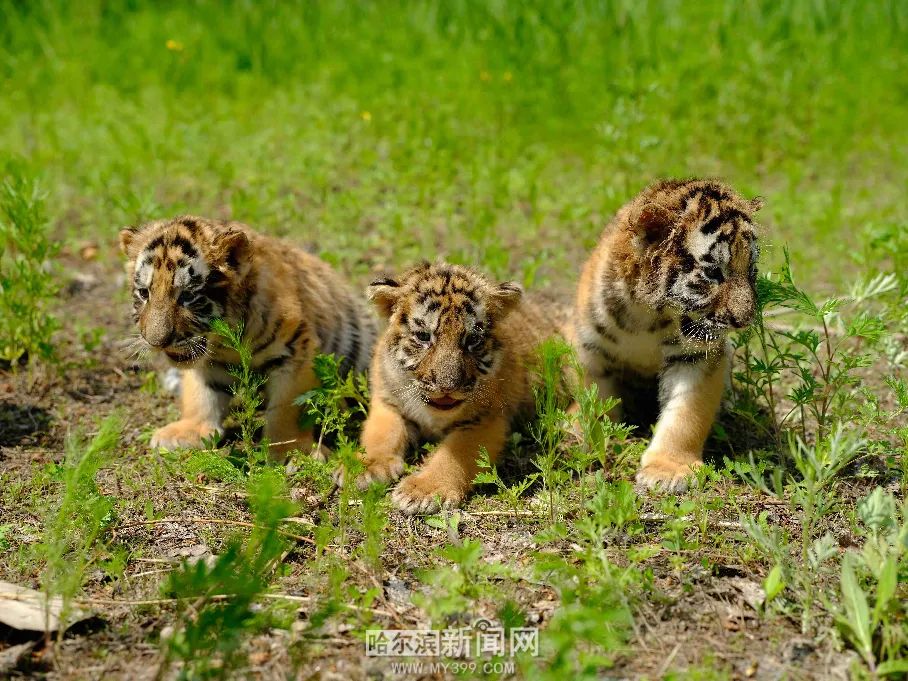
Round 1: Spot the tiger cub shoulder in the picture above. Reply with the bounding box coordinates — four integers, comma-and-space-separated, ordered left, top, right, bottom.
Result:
356, 262, 560, 513
120, 215, 377, 456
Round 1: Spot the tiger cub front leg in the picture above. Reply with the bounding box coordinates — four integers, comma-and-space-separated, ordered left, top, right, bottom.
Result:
264, 362, 325, 460
636, 352, 728, 492
392, 417, 508, 515
151, 369, 229, 449
355, 398, 411, 489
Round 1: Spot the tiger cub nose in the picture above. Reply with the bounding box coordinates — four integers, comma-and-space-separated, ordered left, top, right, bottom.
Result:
145, 329, 176, 348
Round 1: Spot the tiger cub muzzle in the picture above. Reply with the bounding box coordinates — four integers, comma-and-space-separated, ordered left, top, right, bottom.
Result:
683, 276, 756, 333
412, 331, 482, 410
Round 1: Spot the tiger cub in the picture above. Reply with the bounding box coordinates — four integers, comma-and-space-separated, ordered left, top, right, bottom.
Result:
570, 179, 762, 491
119, 215, 376, 457
356, 262, 558, 514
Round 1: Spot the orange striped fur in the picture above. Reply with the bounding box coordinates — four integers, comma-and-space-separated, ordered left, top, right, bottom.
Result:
568, 179, 763, 491
357, 263, 559, 513
120, 216, 376, 457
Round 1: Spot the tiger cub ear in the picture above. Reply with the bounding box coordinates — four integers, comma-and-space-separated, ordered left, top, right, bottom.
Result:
213, 229, 251, 273
368, 277, 402, 317
748, 196, 765, 213
118, 226, 139, 256
488, 281, 523, 318
631, 203, 674, 244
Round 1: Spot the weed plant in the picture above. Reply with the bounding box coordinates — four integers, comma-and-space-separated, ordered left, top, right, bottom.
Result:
39, 414, 122, 638
0, 163, 59, 366
210, 319, 267, 464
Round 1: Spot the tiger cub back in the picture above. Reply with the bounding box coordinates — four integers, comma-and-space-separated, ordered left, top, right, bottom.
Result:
570, 179, 763, 491
120, 215, 377, 456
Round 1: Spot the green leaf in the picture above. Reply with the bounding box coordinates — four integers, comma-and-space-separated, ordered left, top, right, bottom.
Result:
839, 560, 873, 658
424, 515, 447, 530
873, 556, 897, 624
763, 564, 785, 602
878, 660, 908, 676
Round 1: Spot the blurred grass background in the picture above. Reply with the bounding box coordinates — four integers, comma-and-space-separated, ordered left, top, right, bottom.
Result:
1, 0, 906, 290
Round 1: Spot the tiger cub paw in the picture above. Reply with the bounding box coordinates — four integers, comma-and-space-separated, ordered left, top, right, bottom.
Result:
150, 420, 221, 450
636, 454, 701, 493
391, 470, 466, 515
349, 455, 405, 490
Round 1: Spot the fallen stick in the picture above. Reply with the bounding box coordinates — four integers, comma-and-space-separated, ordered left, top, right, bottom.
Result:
114, 517, 316, 545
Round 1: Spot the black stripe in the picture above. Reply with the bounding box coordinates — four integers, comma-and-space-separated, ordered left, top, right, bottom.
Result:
582, 342, 619, 365
145, 235, 166, 252
443, 415, 483, 434
190, 299, 213, 319
648, 316, 674, 333
285, 321, 306, 353
179, 217, 201, 233
259, 355, 290, 374
449, 285, 479, 304
593, 322, 618, 344
701, 215, 724, 235
687, 280, 711, 295
253, 316, 283, 354
603, 294, 631, 331
203, 272, 230, 309
665, 267, 680, 294
169, 235, 198, 258
684, 185, 728, 205
205, 380, 233, 395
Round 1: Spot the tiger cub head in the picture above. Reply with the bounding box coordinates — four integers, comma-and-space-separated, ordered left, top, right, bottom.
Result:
369, 263, 522, 412
119, 216, 252, 365
628, 179, 763, 340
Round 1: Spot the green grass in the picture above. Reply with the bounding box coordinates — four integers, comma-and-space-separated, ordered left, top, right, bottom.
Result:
2, 0, 907, 287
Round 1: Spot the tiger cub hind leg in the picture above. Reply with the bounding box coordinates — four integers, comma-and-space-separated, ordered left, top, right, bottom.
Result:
151, 369, 230, 450
263, 361, 328, 460
392, 416, 508, 515
636, 352, 728, 492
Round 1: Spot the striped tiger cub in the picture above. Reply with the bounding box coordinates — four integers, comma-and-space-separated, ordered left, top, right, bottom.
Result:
569, 179, 763, 491
119, 216, 377, 457
355, 262, 560, 514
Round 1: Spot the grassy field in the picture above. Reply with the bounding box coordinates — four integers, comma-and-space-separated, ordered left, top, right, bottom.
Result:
1, 1, 907, 679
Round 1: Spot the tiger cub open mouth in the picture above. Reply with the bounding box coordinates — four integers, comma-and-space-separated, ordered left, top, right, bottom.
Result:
426, 395, 464, 411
